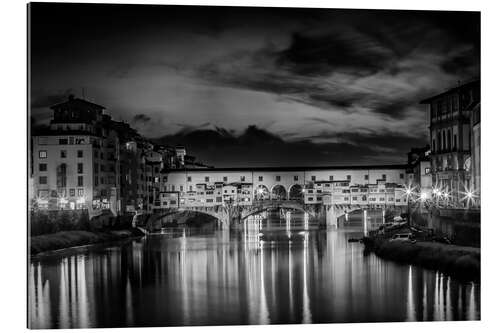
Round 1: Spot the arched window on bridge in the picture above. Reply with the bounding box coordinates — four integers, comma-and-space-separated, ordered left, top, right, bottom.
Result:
289, 184, 303, 201
271, 185, 287, 200
254, 185, 270, 201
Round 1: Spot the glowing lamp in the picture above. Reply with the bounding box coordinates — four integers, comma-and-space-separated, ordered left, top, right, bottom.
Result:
420, 193, 427, 200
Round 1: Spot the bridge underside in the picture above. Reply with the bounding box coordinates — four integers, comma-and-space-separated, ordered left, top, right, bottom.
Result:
139, 200, 404, 231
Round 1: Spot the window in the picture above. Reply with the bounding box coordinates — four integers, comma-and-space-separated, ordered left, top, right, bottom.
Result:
364, 174, 369, 180
60, 150, 67, 158
101, 164, 105, 172
187, 176, 192, 182
39, 150, 47, 159
59, 138, 68, 145
454, 135, 457, 150
77, 150, 83, 158
294, 175, 299, 181
171, 185, 176, 191
352, 196, 358, 201
311, 176, 316, 181
425, 167, 431, 174
276, 176, 281, 181
78, 176, 84, 186
77, 163, 83, 174
329, 175, 334, 181
308, 197, 314, 201
180, 185, 183, 192
223, 176, 228, 182
39, 163, 47, 172
240, 176, 245, 182
39, 176, 47, 184
382, 174, 386, 180
346, 175, 351, 180
400, 173, 404, 179
205, 176, 210, 182
69, 189, 75, 196
77, 189, 84, 196
258, 176, 263, 181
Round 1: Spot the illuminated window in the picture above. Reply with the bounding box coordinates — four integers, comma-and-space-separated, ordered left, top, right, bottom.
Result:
39, 150, 47, 159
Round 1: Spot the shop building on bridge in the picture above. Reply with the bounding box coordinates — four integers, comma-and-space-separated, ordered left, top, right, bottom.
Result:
155, 166, 408, 210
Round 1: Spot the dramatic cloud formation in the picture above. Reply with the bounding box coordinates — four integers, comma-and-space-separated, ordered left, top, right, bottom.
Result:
29, 4, 479, 166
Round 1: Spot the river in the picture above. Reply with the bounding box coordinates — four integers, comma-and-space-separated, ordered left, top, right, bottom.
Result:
29, 211, 480, 328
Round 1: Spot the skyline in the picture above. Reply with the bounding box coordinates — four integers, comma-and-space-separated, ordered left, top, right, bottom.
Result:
29, 3, 480, 167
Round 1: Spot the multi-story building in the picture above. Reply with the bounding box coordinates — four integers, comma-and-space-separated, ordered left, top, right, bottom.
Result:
157, 166, 408, 210
420, 80, 480, 205
406, 146, 432, 197
470, 103, 480, 204
31, 95, 120, 213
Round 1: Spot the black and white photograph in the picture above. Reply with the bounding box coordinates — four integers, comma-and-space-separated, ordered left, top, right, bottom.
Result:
27, 1, 481, 329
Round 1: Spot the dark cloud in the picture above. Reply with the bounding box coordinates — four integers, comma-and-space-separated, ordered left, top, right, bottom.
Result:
132, 114, 151, 123
154, 125, 420, 167
275, 31, 393, 76
31, 89, 74, 108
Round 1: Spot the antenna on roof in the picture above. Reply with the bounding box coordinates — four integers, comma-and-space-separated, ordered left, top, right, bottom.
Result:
81, 87, 85, 100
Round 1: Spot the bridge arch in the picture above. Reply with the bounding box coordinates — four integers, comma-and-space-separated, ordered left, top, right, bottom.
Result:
288, 184, 304, 200
271, 184, 287, 200
254, 184, 270, 201
240, 199, 311, 221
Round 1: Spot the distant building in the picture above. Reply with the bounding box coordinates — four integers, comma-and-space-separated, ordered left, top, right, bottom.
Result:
420, 80, 480, 206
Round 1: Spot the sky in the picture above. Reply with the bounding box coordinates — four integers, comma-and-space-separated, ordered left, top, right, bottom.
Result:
29, 3, 480, 167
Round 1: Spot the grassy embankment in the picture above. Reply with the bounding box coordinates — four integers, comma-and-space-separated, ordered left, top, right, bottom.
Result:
364, 228, 480, 281
30, 229, 144, 255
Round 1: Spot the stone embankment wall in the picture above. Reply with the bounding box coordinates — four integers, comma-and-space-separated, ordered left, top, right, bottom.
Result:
409, 207, 480, 247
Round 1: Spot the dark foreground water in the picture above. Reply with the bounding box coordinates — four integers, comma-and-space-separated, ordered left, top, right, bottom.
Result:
29, 213, 480, 328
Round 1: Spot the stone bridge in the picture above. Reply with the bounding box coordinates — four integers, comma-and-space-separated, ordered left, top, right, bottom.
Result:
137, 199, 403, 231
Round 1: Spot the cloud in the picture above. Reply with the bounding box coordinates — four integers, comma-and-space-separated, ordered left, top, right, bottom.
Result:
31, 89, 74, 108
275, 31, 394, 76
132, 113, 151, 123
155, 125, 420, 167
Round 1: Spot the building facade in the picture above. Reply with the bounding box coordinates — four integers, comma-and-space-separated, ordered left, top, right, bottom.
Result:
30, 96, 192, 215
420, 80, 480, 206
156, 166, 409, 210
406, 146, 432, 197
31, 96, 121, 213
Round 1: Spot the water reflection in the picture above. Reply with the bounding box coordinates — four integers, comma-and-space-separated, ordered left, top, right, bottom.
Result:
29, 212, 480, 328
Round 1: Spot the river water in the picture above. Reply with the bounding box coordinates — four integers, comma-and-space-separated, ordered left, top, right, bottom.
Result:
29, 212, 480, 328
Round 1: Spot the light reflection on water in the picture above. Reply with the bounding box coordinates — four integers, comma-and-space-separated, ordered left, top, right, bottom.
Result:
29, 212, 480, 328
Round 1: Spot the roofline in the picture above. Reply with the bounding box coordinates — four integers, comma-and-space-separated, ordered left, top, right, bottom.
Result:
163, 164, 408, 173
49, 98, 106, 110
420, 79, 480, 104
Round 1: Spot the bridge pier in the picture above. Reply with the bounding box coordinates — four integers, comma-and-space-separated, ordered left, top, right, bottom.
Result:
325, 205, 340, 228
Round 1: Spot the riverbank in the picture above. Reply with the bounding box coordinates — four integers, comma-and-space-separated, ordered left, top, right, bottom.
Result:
363, 235, 480, 281
30, 228, 145, 255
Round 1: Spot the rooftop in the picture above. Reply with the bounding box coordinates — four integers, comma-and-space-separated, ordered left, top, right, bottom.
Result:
164, 164, 408, 173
